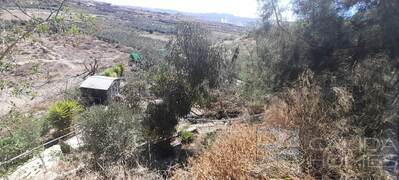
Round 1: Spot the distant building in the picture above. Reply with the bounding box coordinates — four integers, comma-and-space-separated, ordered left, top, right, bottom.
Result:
80, 76, 120, 105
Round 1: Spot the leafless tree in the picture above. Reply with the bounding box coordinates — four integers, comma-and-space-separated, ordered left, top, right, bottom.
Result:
83, 58, 99, 78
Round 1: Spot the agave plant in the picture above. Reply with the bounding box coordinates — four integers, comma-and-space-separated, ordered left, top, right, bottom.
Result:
47, 100, 84, 133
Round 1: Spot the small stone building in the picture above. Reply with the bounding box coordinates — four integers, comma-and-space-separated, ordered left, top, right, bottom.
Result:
80, 76, 120, 105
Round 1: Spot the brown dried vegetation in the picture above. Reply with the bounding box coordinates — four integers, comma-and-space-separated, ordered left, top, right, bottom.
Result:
172, 123, 304, 179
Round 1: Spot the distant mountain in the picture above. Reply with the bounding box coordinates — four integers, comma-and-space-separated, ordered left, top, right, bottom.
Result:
91, 0, 259, 26
130, 7, 260, 27
184, 12, 259, 27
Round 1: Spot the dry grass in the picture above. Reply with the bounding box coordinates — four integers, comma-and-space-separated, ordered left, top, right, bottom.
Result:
172, 123, 305, 179
262, 71, 341, 177
171, 70, 388, 179
261, 70, 388, 178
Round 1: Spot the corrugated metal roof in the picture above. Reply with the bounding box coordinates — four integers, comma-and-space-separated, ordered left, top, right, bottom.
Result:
80, 76, 119, 90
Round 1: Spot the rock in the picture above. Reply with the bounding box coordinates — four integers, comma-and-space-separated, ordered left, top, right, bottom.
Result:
7, 145, 62, 180
5, 135, 83, 180
190, 108, 204, 117
171, 139, 182, 148
65, 135, 84, 150
186, 127, 198, 134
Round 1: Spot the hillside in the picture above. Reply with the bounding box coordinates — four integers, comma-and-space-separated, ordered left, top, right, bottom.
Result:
72, 0, 249, 35
1, 0, 398, 179
134, 7, 259, 27
0, 0, 248, 117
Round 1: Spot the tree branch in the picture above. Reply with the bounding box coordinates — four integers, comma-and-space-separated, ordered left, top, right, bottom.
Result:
0, 30, 31, 61
13, 1, 33, 19
0, 6, 24, 21
0, 0, 68, 61
54, 0, 67, 18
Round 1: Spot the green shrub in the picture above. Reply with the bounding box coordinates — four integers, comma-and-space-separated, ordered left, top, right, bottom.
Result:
79, 104, 144, 164
103, 68, 115, 77
109, 72, 118, 78
180, 130, 194, 144
0, 112, 42, 176
0, 62, 12, 72
11, 83, 30, 97
47, 100, 83, 134
143, 102, 178, 139
103, 64, 124, 77
142, 102, 178, 157
0, 135, 39, 176
122, 74, 147, 110
0, 80, 10, 90
37, 24, 49, 34
68, 24, 80, 35
167, 22, 225, 88
59, 140, 72, 154
38, 117, 51, 136
63, 87, 82, 103
150, 66, 192, 117
114, 64, 124, 76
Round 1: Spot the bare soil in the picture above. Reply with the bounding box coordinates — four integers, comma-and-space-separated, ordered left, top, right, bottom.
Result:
0, 35, 128, 117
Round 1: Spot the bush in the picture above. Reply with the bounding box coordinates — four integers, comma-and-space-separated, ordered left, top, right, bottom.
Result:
38, 116, 51, 137
167, 22, 226, 89
247, 1, 399, 177
114, 64, 124, 76
151, 72, 192, 117
151, 22, 229, 111
143, 102, 178, 140
103, 64, 124, 77
59, 140, 72, 154
68, 24, 80, 35
63, 87, 82, 103
180, 130, 194, 144
263, 70, 387, 178
0, 62, 12, 72
47, 100, 83, 134
122, 72, 147, 110
141, 23, 227, 152
145, 67, 192, 145
0, 134, 39, 175
79, 104, 144, 164
0, 111, 42, 176
103, 68, 117, 77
